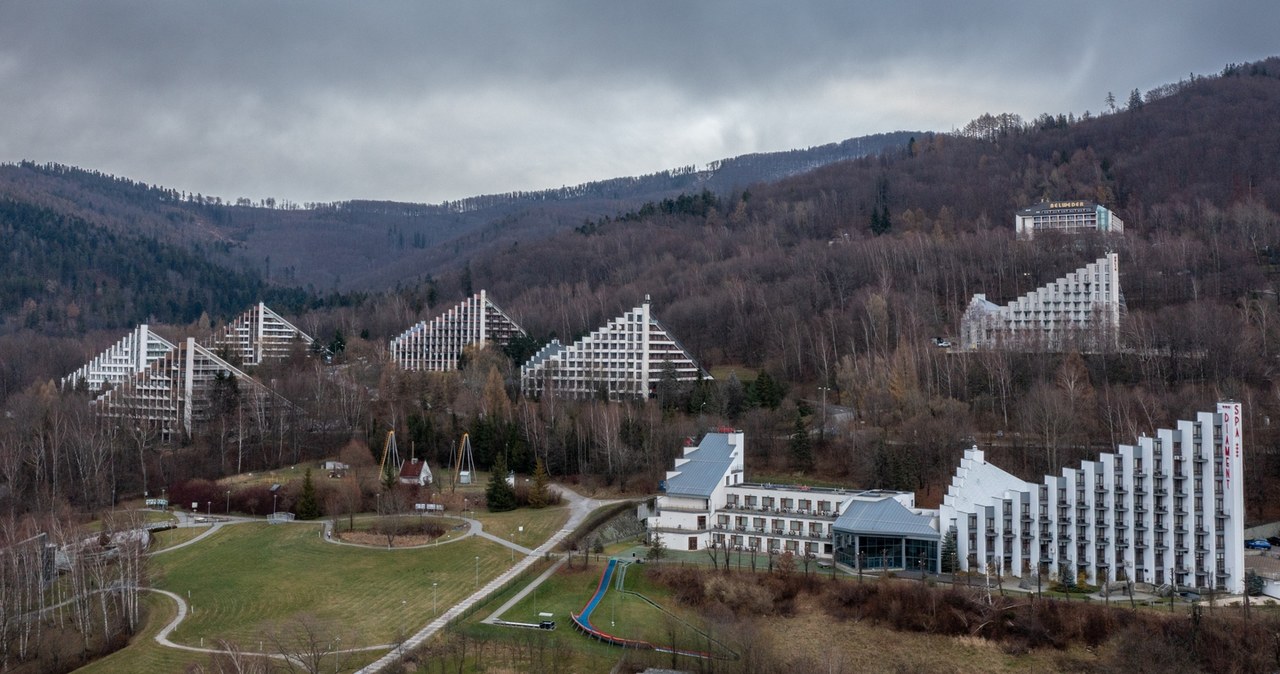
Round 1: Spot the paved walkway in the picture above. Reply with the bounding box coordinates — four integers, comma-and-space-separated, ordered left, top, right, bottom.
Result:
355, 487, 621, 673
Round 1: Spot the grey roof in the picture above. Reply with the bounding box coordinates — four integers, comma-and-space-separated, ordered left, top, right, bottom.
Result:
833, 497, 939, 540
664, 433, 735, 498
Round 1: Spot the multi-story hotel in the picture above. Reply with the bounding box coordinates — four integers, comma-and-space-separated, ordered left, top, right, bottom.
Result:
644, 403, 1245, 593
389, 290, 525, 371
94, 337, 285, 437
521, 296, 707, 401
61, 303, 305, 437
209, 302, 314, 365
61, 324, 177, 393
941, 402, 1245, 593
1015, 201, 1124, 240
642, 430, 938, 567
960, 253, 1122, 352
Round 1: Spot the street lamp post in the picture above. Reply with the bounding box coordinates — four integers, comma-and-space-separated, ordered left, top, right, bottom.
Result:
225, 490, 230, 515
206, 501, 211, 518
273, 493, 278, 516
433, 581, 438, 616
474, 555, 479, 589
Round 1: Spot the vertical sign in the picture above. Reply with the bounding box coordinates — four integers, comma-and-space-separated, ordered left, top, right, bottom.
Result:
1217, 401, 1245, 594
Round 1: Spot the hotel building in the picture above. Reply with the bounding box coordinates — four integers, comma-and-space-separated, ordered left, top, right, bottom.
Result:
389, 290, 525, 371
644, 403, 1245, 593
642, 430, 939, 568
941, 402, 1245, 592
1015, 201, 1124, 240
521, 296, 708, 401
960, 253, 1122, 352
210, 302, 314, 365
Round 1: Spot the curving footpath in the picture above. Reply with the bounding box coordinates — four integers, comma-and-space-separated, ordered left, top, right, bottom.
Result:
137, 486, 619, 671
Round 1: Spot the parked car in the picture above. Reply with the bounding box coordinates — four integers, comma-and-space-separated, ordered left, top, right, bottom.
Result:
1267, 536, 1280, 547
1245, 538, 1272, 550
1178, 591, 1202, 602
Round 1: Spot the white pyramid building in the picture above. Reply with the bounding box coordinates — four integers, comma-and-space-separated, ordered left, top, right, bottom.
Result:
209, 302, 313, 366
61, 324, 176, 392
521, 296, 709, 401
960, 253, 1122, 352
389, 290, 526, 371
95, 337, 286, 436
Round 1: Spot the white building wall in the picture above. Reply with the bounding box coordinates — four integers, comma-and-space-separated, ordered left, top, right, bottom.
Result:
521, 296, 707, 400
944, 407, 1245, 593
960, 253, 1121, 352
390, 290, 525, 372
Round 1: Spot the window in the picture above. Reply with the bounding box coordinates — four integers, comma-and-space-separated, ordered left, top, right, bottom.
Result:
688, 537, 698, 551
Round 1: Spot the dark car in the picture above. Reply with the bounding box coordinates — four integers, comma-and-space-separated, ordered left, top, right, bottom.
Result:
1245, 538, 1272, 550
1267, 536, 1280, 547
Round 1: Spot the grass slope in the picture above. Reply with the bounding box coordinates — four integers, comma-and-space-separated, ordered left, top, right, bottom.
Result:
149, 522, 509, 651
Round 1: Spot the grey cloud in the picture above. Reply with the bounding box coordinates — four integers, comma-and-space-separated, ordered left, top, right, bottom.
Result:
1, 2, 1276, 203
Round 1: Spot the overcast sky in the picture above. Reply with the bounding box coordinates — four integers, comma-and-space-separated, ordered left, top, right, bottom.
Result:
1, 2, 1276, 205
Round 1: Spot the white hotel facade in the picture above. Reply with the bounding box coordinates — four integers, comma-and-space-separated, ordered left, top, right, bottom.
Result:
521, 296, 708, 401
644, 404, 1246, 593
1015, 201, 1124, 240
941, 402, 1246, 593
960, 253, 1122, 352
389, 290, 526, 372
642, 430, 939, 566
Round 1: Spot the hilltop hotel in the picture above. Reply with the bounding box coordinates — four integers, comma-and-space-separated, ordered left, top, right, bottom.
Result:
1015, 201, 1124, 240
643, 403, 1246, 593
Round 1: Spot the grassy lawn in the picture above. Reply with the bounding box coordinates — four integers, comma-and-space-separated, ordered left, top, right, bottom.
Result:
219, 464, 310, 489
150, 525, 211, 552
148, 521, 511, 653
476, 505, 570, 549
472, 560, 723, 657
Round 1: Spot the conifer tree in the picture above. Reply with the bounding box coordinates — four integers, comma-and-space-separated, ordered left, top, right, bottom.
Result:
295, 469, 322, 520
486, 454, 517, 512
789, 411, 813, 470
529, 457, 550, 509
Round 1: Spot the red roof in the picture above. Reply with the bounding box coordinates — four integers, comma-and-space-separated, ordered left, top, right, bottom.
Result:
398, 458, 424, 478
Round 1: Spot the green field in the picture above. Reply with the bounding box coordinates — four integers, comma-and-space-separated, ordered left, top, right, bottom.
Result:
149, 522, 510, 652
468, 560, 727, 661
150, 525, 211, 552
476, 505, 570, 549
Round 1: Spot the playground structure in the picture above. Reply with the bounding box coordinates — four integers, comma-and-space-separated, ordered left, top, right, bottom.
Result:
450, 433, 477, 492
569, 559, 736, 660
379, 429, 402, 479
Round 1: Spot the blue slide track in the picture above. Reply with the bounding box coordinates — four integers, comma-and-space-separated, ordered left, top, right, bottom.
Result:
576, 558, 617, 631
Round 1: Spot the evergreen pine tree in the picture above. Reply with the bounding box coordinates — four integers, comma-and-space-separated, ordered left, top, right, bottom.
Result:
789, 411, 813, 470
295, 469, 322, 520
529, 457, 550, 509
941, 526, 959, 573
486, 454, 517, 512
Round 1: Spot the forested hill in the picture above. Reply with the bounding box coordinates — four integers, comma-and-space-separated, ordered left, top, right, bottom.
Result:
0, 131, 915, 295
0, 198, 305, 336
